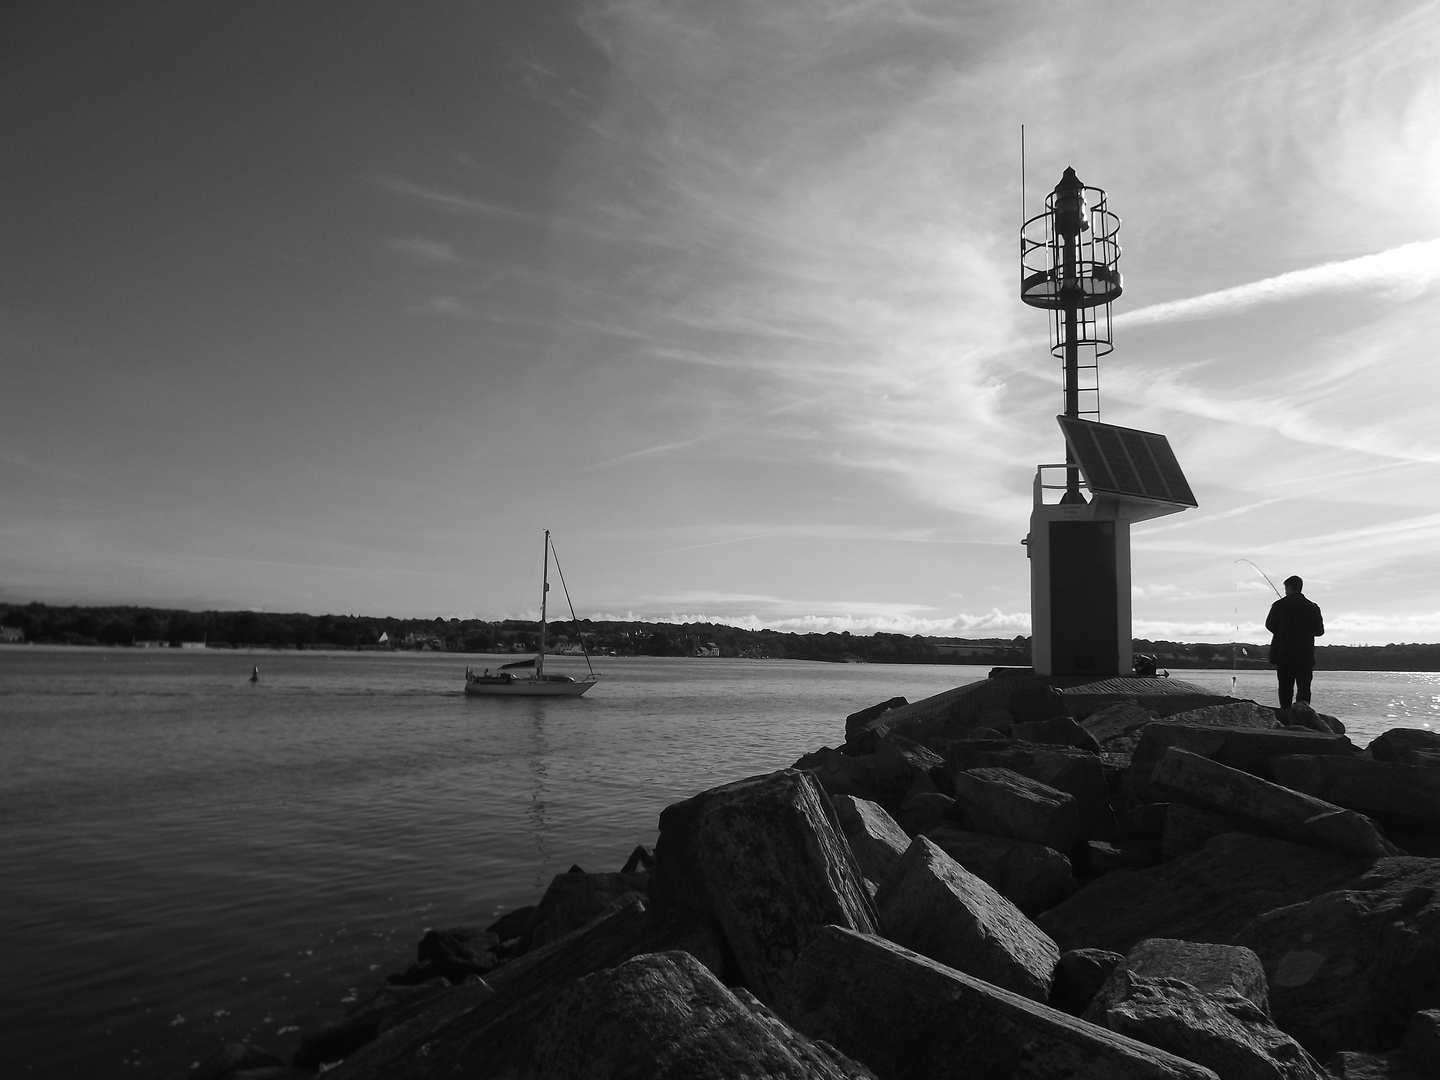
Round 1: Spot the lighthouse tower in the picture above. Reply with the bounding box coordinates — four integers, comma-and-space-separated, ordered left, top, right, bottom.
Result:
1020, 168, 1197, 677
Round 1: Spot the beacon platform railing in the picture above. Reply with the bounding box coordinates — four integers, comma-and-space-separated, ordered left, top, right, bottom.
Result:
1034, 463, 1090, 506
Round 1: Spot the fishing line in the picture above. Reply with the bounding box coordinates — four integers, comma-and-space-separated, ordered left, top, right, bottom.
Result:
1232, 607, 1240, 696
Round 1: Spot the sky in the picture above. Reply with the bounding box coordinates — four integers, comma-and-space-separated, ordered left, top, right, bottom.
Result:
3, 1, 1440, 645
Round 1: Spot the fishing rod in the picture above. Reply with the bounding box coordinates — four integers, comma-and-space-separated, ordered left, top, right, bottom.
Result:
1226, 567, 1284, 702
1235, 559, 1282, 598
1232, 560, 1281, 697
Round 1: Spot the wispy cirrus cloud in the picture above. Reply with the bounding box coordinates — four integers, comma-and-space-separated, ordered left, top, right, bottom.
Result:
386, 237, 461, 265
586, 607, 1032, 637
1118, 238, 1440, 329
371, 178, 539, 221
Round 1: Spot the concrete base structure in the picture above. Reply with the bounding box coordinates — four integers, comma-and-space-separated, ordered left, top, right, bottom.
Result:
1028, 500, 1133, 679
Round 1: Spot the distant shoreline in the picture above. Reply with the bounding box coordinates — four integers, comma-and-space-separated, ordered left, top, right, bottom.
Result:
2, 602, 1438, 672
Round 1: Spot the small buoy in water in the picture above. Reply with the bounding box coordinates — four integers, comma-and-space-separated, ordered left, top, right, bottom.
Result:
250, 666, 259, 683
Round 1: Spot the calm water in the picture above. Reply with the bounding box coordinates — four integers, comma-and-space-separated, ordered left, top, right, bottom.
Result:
1, 648, 1435, 1078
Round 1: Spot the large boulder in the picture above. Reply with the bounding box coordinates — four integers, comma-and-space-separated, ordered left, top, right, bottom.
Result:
892, 790, 961, 836
529, 867, 651, 950
845, 695, 909, 740
1061, 682, 1232, 724
1011, 716, 1102, 753
1270, 755, 1440, 832
1280, 701, 1345, 735
1085, 968, 1325, 1080
1114, 938, 1271, 1012
1023, 746, 1114, 843
526, 950, 877, 1079
1126, 725, 1356, 802
1326, 1050, 1432, 1079
296, 1013, 408, 1072
924, 823, 1078, 916
875, 836, 1059, 1002
938, 741, 1113, 843
348, 979, 456, 1041
486, 904, 537, 959
849, 674, 1072, 752
952, 767, 1079, 852
1165, 700, 1282, 730
1036, 832, 1370, 955
1232, 857, 1440, 1060
780, 924, 1220, 1079
325, 897, 726, 1079
1149, 748, 1399, 859
1368, 728, 1440, 766
1079, 939, 1327, 1080
650, 768, 878, 1005
829, 794, 910, 889
1404, 1008, 1440, 1070
388, 926, 499, 986
1161, 803, 1260, 859
1082, 701, 1161, 757
792, 746, 883, 802
872, 734, 945, 803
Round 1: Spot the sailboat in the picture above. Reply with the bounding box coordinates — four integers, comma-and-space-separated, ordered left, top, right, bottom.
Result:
464, 530, 599, 698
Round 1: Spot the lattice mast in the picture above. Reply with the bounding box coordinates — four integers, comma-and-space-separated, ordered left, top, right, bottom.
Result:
1020, 167, 1122, 502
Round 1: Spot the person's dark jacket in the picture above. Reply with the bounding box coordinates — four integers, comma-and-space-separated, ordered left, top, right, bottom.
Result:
1266, 592, 1325, 667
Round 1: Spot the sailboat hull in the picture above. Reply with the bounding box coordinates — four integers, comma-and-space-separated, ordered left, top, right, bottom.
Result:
464, 675, 596, 698
464, 530, 599, 698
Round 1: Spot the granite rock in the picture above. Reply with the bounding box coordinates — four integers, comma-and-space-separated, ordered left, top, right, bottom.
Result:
924, 823, 1078, 916
1036, 832, 1369, 955
1149, 748, 1398, 859
874, 836, 1059, 1002
1084, 969, 1325, 1080
650, 768, 878, 1005
1232, 857, 1440, 1060
1126, 724, 1356, 802
780, 924, 1220, 1080
1368, 728, 1440, 766
1270, 754, 1440, 831
952, 766, 1079, 852
324, 898, 726, 1079
525, 950, 877, 1079
829, 794, 911, 888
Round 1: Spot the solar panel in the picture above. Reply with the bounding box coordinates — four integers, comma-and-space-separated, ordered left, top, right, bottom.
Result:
1057, 416, 1197, 507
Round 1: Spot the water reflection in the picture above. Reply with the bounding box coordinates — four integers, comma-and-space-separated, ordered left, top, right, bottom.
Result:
528, 702, 552, 890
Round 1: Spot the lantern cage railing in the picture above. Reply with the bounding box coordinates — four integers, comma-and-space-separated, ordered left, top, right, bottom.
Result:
1021, 179, 1122, 422
1019, 184, 1123, 312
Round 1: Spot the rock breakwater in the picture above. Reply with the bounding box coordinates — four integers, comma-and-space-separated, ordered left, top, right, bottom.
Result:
189, 674, 1440, 1079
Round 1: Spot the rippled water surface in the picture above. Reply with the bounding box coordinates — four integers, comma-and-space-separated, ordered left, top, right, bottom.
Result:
1, 648, 1433, 1077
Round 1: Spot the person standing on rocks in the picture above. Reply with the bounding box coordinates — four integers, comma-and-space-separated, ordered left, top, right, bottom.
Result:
1265, 575, 1325, 708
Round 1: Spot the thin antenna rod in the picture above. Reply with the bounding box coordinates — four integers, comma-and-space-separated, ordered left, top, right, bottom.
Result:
1020, 124, 1026, 221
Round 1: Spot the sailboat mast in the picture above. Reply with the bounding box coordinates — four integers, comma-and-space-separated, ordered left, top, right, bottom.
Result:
538, 529, 549, 678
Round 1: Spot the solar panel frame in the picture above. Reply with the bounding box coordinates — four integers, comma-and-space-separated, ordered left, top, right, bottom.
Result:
1057, 416, 1197, 507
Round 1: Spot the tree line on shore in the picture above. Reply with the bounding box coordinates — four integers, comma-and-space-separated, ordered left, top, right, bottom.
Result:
4, 601, 1440, 670
0, 602, 983, 664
